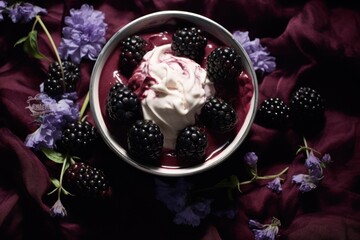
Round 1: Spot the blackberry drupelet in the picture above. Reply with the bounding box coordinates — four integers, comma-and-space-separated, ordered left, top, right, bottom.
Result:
176, 125, 208, 162
127, 119, 163, 163
65, 162, 112, 199
171, 27, 207, 62
59, 121, 98, 157
119, 35, 149, 76
257, 97, 290, 129
106, 82, 142, 124
199, 96, 238, 133
290, 86, 325, 135
206, 46, 242, 84
44, 60, 80, 97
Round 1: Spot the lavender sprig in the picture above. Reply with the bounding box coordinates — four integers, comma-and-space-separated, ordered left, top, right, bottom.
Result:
292, 136, 332, 192
249, 217, 281, 240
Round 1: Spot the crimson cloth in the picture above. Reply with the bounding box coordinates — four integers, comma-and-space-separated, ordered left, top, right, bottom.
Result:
1, 0, 360, 239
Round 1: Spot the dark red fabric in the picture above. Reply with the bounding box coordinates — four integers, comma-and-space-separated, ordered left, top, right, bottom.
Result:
1, 0, 360, 239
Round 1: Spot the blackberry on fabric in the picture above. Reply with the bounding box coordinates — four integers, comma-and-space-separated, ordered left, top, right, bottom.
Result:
257, 97, 290, 129
65, 162, 112, 199
290, 87, 325, 136
58, 120, 98, 157
44, 60, 80, 97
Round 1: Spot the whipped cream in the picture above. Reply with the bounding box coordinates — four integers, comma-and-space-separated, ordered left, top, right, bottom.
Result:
128, 44, 215, 149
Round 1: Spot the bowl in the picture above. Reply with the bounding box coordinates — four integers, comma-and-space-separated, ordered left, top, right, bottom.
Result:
90, 10, 258, 177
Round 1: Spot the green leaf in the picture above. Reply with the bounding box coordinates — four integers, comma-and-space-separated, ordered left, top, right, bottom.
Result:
14, 36, 28, 46
47, 188, 57, 195
61, 187, 75, 196
15, 30, 47, 60
40, 148, 66, 164
50, 178, 60, 188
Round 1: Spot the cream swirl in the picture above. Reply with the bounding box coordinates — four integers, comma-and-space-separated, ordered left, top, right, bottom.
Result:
128, 44, 215, 149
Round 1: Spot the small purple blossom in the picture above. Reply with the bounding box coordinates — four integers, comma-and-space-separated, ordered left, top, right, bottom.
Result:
292, 174, 318, 192
154, 178, 213, 227
173, 199, 213, 227
244, 152, 258, 168
321, 153, 332, 164
50, 199, 67, 217
25, 92, 79, 149
305, 151, 323, 179
154, 178, 190, 212
233, 31, 276, 73
58, 4, 108, 64
249, 217, 281, 240
267, 177, 283, 193
7, 2, 47, 23
0, 1, 7, 22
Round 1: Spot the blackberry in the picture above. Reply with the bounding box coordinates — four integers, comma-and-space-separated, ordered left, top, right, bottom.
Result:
290, 87, 325, 135
65, 162, 112, 199
171, 27, 207, 62
44, 61, 80, 97
199, 97, 238, 133
119, 35, 149, 76
106, 82, 142, 124
176, 126, 208, 162
206, 47, 242, 84
127, 119, 163, 163
257, 97, 290, 129
59, 121, 98, 157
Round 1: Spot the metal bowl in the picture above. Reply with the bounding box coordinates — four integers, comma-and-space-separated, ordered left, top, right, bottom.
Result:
90, 10, 258, 177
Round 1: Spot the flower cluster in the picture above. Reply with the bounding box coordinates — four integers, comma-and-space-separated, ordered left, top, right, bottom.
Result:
154, 153, 288, 227
0, 1, 47, 23
24, 92, 79, 150
58, 4, 108, 64
7, 2, 109, 218
155, 178, 214, 226
249, 217, 281, 240
242, 152, 289, 193
292, 140, 332, 192
233, 31, 276, 73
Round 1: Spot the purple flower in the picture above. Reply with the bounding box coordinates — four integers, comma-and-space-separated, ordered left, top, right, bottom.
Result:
244, 152, 258, 168
58, 4, 107, 64
233, 31, 276, 73
173, 199, 213, 227
154, 178, 190, 212
249, 217, 281, 240
0, 1, 7, 22
305, 151, 323, 178
7, 2, 47, 23
321, 153, 332, 164
50, 199, 67, 217
292, 174, 318, 192
154, 178, 213, 226
267, 177, 282, 193
25, 93, 79, 149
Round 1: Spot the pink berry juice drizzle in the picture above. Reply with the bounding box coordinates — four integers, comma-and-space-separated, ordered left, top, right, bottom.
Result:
97, 27, 254, 169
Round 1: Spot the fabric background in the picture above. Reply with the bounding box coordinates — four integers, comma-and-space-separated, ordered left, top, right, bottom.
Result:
1, 0, 360, 239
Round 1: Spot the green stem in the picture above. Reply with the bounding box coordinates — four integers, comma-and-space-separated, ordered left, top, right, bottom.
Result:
57, 154, 69, 200
35, 15, 65, 90
239, 175, 257, 185
256, 167, 289, 180
302, 136, 310, 158
79, 92, 90, 121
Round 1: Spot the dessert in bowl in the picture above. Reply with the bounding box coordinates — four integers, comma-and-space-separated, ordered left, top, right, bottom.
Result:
90, 10, 258, 177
